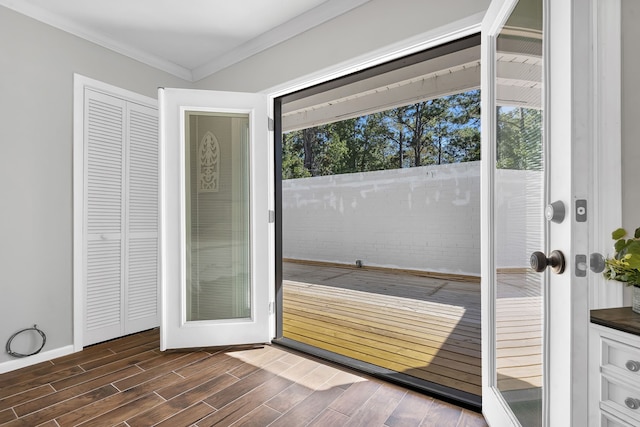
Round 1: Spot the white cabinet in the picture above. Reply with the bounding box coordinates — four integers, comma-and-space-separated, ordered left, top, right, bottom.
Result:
590, 323, 640, 426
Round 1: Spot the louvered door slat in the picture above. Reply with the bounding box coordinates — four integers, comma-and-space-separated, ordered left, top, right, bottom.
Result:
85, 240, 122, 342
128, 107, 159, 234
127, 238, 158, 321
86, 95, 124, 236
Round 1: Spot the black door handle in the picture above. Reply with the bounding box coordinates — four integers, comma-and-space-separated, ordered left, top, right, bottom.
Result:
530, 250, 566, 274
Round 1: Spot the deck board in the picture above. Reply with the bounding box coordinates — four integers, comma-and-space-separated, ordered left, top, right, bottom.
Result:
283, 262, 543, 397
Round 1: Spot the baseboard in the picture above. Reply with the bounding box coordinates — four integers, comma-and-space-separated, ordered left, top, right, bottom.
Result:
283, 258, 481, 283
0, 345, 76, 374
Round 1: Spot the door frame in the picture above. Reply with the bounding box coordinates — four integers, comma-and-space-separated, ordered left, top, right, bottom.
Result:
548, 0, 621, 424
559, 0, 623, 423
590, 0, 622, 310
271, 33, 483, 408
264, 10, 487, 348
262, 0, 621, 418
72, 74, 159, 352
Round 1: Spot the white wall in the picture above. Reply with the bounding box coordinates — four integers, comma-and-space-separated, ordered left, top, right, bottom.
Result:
282, 162, 542, 276
0, 6, 191, 366
283, 163, 480, 275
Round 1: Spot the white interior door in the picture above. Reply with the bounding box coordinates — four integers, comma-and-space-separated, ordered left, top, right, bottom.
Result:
159, 88, 271, 350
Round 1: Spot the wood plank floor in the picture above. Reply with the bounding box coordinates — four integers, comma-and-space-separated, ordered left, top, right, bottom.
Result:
283, 262, 543, 398
0, 329, 487, 426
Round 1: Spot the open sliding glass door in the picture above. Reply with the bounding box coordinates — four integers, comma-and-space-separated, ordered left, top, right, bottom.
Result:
159, 88, 271, 350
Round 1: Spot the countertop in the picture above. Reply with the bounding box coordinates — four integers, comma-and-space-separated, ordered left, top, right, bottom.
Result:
590, 307, 640, 336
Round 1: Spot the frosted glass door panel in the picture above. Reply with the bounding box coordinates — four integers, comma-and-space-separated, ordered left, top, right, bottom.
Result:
185, 112, 250, 322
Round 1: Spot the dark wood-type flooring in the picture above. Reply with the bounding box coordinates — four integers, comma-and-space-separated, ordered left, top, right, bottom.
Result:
0, 328, 488, 426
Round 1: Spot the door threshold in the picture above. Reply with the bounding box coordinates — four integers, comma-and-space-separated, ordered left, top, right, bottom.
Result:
271, 337, 482, 411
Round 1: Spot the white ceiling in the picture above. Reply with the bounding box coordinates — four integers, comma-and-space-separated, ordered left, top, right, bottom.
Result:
0, 0, 369, 81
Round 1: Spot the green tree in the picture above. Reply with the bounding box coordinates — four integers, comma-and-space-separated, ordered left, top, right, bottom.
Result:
281, 89, 482, 178
385, 90, 480, 167
496, 106, 542, 170
281, 131, 310, 179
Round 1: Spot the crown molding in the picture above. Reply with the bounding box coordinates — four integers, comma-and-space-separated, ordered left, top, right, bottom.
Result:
1, 0, 371, 82
0, 1, 194, 80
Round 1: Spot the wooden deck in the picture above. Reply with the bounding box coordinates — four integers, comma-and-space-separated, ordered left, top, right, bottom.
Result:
495, 272, 543, 392
283, 263, 543, 398
0, 329, 488, 426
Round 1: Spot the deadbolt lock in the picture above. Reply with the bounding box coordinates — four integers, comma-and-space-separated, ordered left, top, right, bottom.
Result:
545, 201, 565, 223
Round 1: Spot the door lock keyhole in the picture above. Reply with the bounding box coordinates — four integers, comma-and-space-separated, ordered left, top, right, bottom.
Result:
530, 250, 566, 274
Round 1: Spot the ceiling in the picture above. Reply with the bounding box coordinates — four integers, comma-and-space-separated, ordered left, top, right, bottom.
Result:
0, 0, 369, 82
282, 46, 481, 132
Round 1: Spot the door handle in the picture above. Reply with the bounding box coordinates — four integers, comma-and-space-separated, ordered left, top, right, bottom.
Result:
589, 252, 605, 273
530, 250, 566, 274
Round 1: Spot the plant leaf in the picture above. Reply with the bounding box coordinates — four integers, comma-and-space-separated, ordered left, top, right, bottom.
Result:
612, 228, 627, 240
625, 241, 640, 269
635, 227, 640, 239
615, 239, 628, 254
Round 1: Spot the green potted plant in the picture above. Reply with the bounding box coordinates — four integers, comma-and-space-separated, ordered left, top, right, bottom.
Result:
603, 227, 640, 313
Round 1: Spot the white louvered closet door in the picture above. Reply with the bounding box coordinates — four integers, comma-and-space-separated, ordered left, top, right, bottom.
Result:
84, 89, 159, 346
125, 103, 159, 335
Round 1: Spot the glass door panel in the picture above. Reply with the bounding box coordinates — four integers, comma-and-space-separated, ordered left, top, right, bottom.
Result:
185, 112, 250, 322
494, 2, 544, 424
482, 0, 547, 425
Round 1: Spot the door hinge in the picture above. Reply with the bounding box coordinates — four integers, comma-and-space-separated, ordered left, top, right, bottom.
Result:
268, 210, 275, 223
268, 117, 274, 131
268, 301, 275, 314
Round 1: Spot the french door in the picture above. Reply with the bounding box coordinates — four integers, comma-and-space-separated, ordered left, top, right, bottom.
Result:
159, 88, 271, 350
481, 0, 591, 425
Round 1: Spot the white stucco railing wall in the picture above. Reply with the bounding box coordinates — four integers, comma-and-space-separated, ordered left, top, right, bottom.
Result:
282, 161, 542, 277
494, 168, 545, 271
